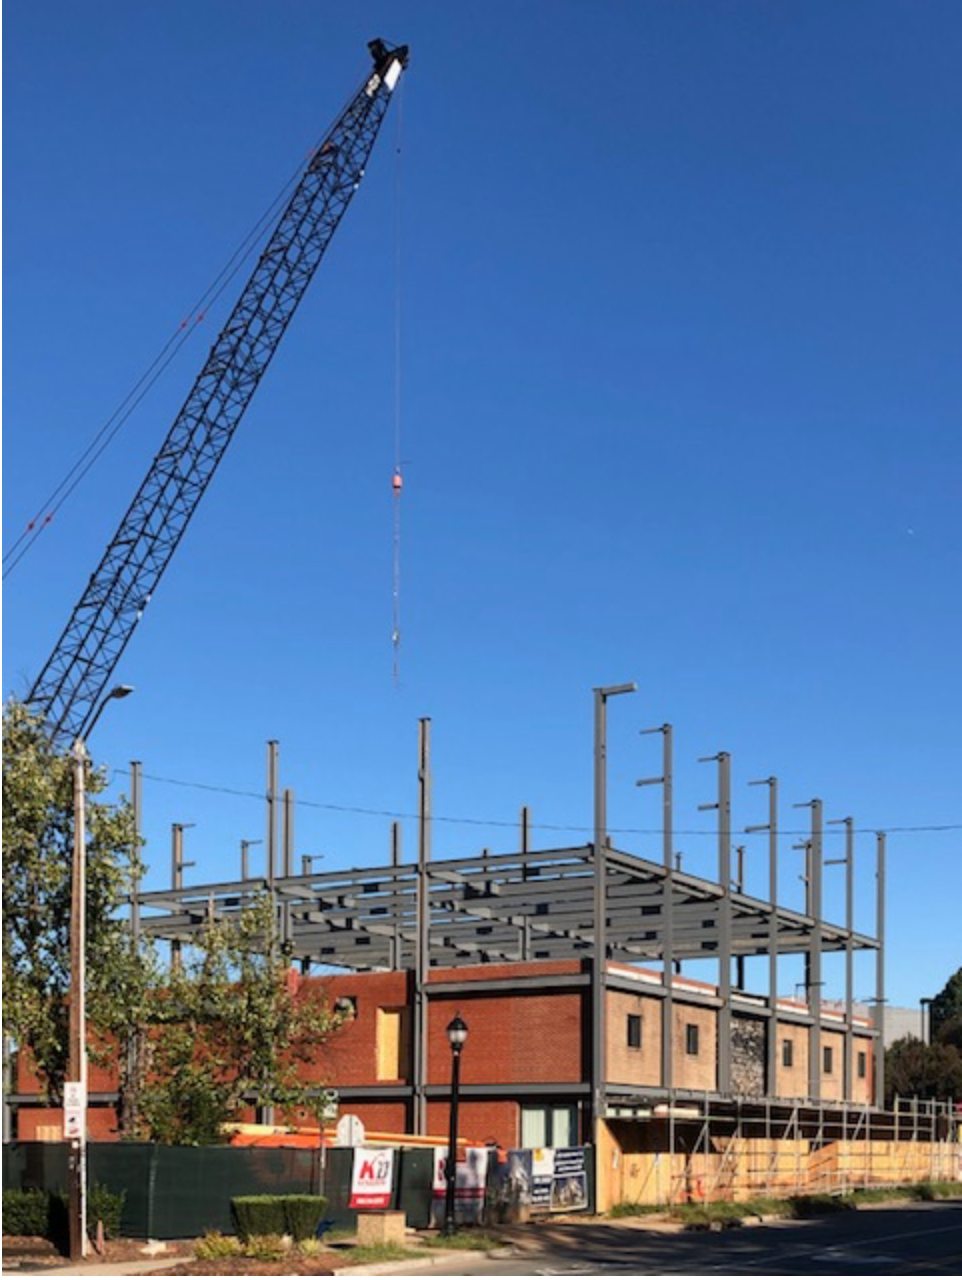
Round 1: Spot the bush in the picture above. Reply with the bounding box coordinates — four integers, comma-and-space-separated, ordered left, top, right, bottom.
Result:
231, 1196, 287, 1240
3, 1185, 124, 1244
281, 1195, 328, 1242
86, 1185, 125, 1239
2, 1189, 51, 1237
243, 1233, 292, 1261
195, 1232, 245, 1260
230, 1195, 327, 1242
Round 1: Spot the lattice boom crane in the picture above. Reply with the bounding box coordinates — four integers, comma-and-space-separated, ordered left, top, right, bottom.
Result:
27, 39, 409, 747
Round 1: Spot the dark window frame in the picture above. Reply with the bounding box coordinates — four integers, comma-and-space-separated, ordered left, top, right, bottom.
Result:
782, 1038, 794, 1068
627, 1013, 642, 1050
857, 1050, 867, 1079
823, 1045, 833, 1074
685, 1023, 700, 1056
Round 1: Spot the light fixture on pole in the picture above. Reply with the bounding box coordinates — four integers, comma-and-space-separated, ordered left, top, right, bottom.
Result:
68, 684, 134, 1261
443, 1013, 468, 1237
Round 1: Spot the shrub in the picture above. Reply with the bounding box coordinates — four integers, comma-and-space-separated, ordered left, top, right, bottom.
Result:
2, 1189, 51, 1237
282, 1195, 328, 1242
86, 1185, 126, 1239
3, 1185, 124, 1244
195, 1232, 245, 1260
230, 1194, 328, 1243
231, 1196, 287, 1240
243, 1233, 292, 1261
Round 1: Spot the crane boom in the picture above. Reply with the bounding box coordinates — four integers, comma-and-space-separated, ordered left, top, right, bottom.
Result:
27, 39, 409, 747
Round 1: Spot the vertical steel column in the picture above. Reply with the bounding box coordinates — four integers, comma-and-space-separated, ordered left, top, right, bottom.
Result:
828, 817, 855, 1101
748, 777, 779, 1097
414, 718, 432, 1134
281, 788, 295, 948
390, 821, 402, 971
734, 845, 746, 991
796, 800, 823, 1100
592, 683, 636, 1137
266, 740, 279, 885
699, 751, 732, 1094
520, 806, 531, 961
170, 823, 194, 972
638, 724, 673, 1091
875, 832, 886, 1110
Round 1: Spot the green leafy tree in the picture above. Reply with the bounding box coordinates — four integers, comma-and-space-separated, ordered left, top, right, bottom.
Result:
2, 700, 149, 1108
885, 1034, 962, 1105
930, 967, 962, 1039
137, 897, 343, 1144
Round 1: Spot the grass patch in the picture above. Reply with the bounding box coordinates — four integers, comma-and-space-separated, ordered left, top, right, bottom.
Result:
422, 1230, 504, 1250
609, 1201, 667, 1218
339, 1243, 427, 1265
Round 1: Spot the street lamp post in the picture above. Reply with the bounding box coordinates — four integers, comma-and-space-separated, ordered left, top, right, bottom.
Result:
67, 684, 133, 1261
443, 1013, 468, 1237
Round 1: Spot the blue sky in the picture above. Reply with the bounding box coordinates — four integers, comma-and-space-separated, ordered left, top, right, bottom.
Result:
4, 1, 960, 1012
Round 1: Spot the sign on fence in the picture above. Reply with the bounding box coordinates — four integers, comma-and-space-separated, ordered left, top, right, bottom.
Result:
430, 1146, 489, 1225
504, 1147, 588, 1213
349, 1147, 395, 1209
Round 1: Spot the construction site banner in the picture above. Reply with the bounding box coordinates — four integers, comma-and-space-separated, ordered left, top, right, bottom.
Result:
431, 1146, 488, 1225
349, 1147, 395, 1209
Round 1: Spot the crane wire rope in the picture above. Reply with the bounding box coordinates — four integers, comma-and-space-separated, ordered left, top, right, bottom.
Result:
3, 131, 342, 582
391, 78, 406, 685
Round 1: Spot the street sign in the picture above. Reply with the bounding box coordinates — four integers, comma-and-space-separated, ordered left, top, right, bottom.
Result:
336, 1113, 365, 1147
320, 1088, 339, 1122
64, 1081, 86, 1141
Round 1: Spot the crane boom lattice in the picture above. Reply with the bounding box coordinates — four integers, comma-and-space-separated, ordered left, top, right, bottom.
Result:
27, 39, 408, 747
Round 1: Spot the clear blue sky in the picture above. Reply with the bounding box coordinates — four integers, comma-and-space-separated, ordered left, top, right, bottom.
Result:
4, 1, 960, 1012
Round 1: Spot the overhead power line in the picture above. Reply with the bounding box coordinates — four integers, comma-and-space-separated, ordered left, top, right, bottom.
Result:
112, 768, 961, 839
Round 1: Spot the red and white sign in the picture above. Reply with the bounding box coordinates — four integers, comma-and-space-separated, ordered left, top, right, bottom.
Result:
349, 1147, 395, 1209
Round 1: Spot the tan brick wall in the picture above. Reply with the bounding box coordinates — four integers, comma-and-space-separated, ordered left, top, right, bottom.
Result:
607, 991, 662, 1087
672, 1004, 716, 1092
775, 1021, 810, 1098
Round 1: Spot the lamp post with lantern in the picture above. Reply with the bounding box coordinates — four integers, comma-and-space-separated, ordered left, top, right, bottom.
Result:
443, 1013, 468, 1236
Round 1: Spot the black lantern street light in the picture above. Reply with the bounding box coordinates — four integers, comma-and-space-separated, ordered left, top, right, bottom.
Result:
443, 1013, 468, 1236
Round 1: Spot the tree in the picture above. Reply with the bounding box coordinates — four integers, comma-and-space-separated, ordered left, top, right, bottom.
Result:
2, 700, 148, 1106
885, 1034, 962, 1106
930, 967, 962, 1039
136, 897, 343, 1144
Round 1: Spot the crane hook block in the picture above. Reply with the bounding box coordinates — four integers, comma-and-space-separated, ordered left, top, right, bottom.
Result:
392, 470, 403, 494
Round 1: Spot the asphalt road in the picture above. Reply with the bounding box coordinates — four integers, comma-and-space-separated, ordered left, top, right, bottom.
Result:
398, 1201, 962, 1276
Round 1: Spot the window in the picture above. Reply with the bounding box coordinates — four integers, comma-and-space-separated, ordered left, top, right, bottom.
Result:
857, 1051, 867, 1080
521, 1104, 577, 1149
627, 1014, 642, 1050
782, 1039, 794, 1068
685, 1023, 700, 1056
823, 1045, 833, 1074
335, 995, 357, 1019
376, 1007, 410, 1081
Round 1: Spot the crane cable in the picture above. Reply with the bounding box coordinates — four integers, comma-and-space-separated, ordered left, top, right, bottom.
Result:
3, 140, 327, 582
391, 79, 406, 686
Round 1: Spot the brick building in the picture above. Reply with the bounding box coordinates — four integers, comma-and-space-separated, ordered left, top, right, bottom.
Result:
15, 957, 876, 1147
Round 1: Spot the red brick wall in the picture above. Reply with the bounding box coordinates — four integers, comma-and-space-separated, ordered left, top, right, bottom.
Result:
298, 971, 410, 1086
427, 989, 585, 1086
18, 1106, 119, 1141
426, 1099, 520, 1150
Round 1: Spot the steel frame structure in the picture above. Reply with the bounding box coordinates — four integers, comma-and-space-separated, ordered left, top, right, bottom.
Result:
125, 698, 890, 1133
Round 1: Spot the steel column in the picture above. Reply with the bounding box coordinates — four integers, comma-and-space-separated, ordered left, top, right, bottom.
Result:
592, 683, 636, 1132
699, 751, 732, 1093
414, 717, 432, 1134
639, 723, 674, 1091
748, 775, 779, 1096
875, 832, 886, 1110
